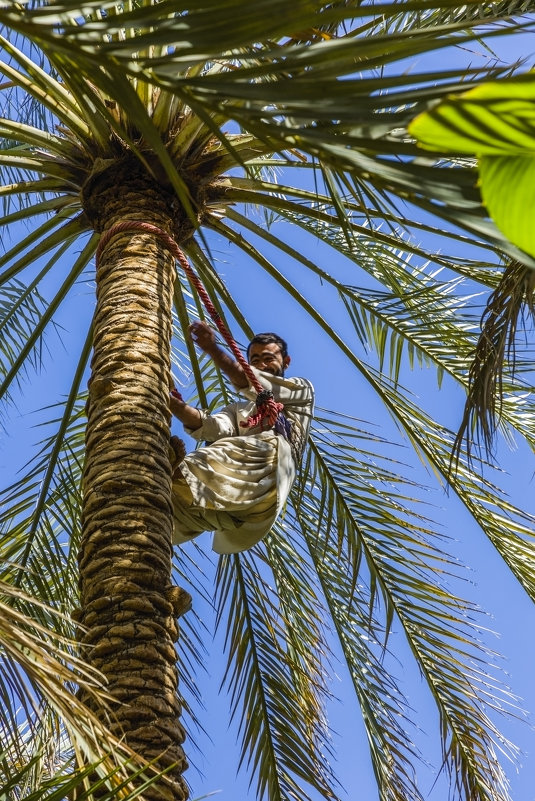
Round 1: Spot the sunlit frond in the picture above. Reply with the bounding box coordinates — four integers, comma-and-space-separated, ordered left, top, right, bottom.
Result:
0, 582, 161, 796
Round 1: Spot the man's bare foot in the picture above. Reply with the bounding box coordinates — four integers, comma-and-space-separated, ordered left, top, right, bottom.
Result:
169, 435, 186, 478
165, 585, 192, 618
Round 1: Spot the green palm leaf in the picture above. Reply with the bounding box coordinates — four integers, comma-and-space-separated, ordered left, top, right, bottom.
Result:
297, 408, 519, 801
215, 548, 339, 801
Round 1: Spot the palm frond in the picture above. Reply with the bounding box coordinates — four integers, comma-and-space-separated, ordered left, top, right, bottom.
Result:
370, 377, 535, 600
0, 235, 94, 418
217, 184, 535, 451
1, 722, 178, 801
0, 359, 89, 620
0, 582, 127, 776
0, 215, 90, 287
2, 1, 535, 259
0, 34, 89, 138
298, 408, 519, 801
288, 477, 426, 801
0, 278, 59, 411
223, 173, 510, 284
453, 261, 535, 463
263, 532, 335, 785
215, 549, 340, 801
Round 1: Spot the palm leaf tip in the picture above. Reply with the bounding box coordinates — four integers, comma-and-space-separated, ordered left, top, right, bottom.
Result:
452, 260, 535, 467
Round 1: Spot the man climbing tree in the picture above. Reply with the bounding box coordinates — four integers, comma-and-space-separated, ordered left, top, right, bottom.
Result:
170, 321, 314, 553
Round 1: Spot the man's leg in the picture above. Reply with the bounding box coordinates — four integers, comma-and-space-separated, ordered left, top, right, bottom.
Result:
171, 472, 210, 544
171, 473, 249, 547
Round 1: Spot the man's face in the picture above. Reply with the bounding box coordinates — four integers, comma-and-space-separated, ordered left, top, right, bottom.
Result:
248, 342, 291, 377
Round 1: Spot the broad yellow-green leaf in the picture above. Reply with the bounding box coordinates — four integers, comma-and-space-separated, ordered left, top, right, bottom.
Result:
409, 72, 535, 155
410, 72, 535, 258
479, 153, 535, 258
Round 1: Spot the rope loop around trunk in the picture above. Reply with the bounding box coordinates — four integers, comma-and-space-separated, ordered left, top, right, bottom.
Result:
96, 221, 287, 433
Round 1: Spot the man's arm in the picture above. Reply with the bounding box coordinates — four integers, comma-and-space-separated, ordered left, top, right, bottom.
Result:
189, 321, 248, 388
170, 388, 239, 441
169, 389, 203, 430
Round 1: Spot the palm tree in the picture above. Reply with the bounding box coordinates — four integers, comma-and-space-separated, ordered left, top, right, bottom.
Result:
0, 2, 534, 801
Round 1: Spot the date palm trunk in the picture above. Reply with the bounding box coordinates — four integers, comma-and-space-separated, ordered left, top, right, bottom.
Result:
77, 162, 190, 801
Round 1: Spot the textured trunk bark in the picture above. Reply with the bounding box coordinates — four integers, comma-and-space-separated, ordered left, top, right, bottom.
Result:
77, 178, 189, 800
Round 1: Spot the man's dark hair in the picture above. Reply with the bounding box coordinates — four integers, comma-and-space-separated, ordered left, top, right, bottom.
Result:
247, 332, 288, 359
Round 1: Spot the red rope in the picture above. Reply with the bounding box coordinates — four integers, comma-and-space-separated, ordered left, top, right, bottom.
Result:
96, 221, 285, 430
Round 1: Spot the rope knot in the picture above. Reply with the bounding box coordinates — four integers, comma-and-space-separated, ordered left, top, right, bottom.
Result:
240, 389, 291, 440
256, 389, 275, 407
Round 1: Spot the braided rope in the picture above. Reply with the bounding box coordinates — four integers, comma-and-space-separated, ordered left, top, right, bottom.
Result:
96, 221, 285, 431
